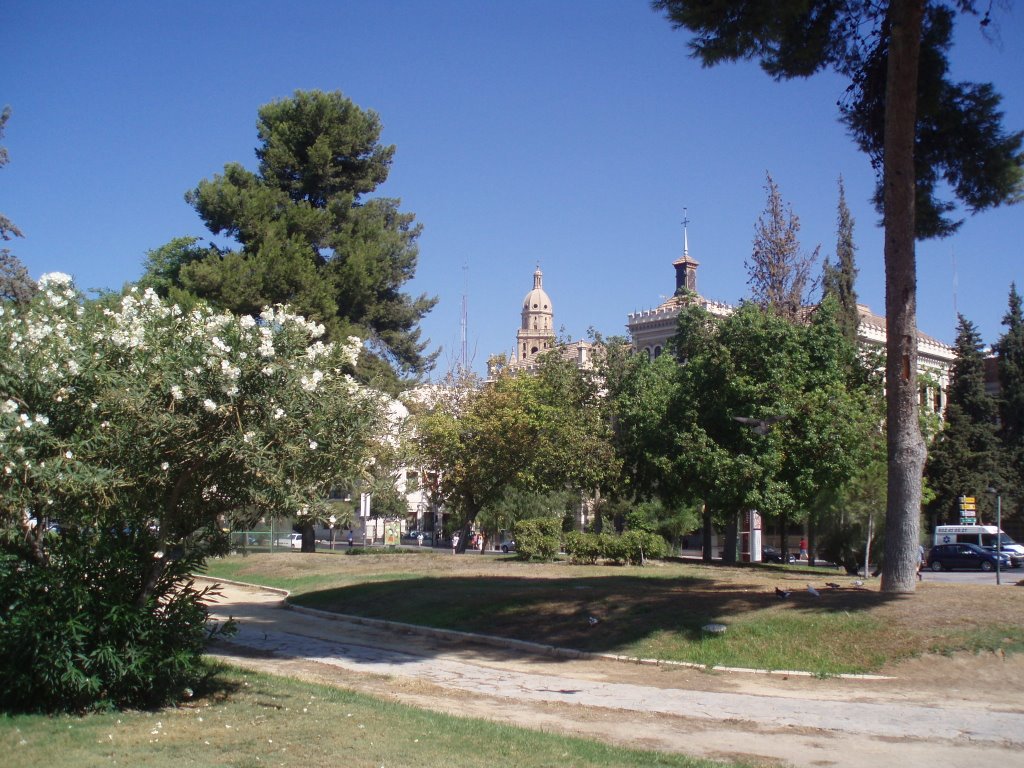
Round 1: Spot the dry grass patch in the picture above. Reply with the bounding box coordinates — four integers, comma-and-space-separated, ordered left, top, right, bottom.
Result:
203, 552, 1024, 674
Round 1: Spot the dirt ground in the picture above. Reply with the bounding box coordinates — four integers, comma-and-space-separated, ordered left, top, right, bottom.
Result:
204, 578, 1024, 768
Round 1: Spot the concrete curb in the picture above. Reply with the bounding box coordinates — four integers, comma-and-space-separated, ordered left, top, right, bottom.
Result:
198, 575, 895, 681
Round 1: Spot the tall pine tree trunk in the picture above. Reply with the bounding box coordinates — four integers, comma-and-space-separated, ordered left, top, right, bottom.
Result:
881, 0, 926, 593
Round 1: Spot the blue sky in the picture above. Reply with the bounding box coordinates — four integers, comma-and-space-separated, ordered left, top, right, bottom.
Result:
4, 1, 1022, 377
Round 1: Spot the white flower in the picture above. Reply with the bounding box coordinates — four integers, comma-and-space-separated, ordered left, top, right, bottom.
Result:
203, 399, 217, 413
170, 385, 183, 401
273, 408, 285, 420
39, 272, 74, 288
300, 370, 324, 393
64, 450, 73, 459
243, 431, 254, 444
308, 440, 318, 451
34, 414, 49, 426
160, 462, 170, 471
1, 400, 16, 414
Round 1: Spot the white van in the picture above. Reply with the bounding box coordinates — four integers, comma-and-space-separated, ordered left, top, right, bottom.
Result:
933, 525, 1024, 562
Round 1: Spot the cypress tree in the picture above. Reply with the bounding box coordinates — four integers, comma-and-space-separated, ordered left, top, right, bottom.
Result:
821, 177, 859, 343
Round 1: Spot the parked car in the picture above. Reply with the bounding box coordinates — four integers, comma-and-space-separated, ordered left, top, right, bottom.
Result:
276, 533, 303, 549
499, 539, 516, 553
981, 547, 1022, 567
762, 545, 795, 564
927, 543, 1012, 572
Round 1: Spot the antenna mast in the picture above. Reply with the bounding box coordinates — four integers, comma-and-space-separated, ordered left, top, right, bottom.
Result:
460, 262, 469, 372
951, 247, 958, 321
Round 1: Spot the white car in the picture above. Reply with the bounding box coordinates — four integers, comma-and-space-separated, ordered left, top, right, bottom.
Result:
276, 533, 302, 549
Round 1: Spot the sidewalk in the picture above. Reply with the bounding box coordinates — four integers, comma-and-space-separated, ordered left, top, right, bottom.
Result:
203, 578, 1024, 768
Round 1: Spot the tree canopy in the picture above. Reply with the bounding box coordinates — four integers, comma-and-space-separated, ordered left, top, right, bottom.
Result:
415, 354, 619, 551
141, 90, 438, 394
616, 300, 879, 561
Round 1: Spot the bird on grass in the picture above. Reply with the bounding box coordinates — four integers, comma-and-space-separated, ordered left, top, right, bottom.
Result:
774, 587, 791, 599
852, 580, 865, 588
806, 584, 820, 598
825, 582, 842, 590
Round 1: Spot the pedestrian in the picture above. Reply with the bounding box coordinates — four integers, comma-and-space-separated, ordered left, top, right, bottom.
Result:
799, 538, 808, 560
452, 533, 460, 554
918, 544, 925, 580
347, 530, 353, 547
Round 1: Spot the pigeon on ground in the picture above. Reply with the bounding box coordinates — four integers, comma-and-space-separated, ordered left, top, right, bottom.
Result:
775, 587, 791, 598
806, 584, 821, 597
825, 582, 842, 590
852, 580, 865, 587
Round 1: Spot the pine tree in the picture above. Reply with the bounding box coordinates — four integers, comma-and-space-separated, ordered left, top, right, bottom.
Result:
994, 284, 1024, 507
142, 90, 437, 393
925, 315, 1005, 524
821, 177, 859, 343
748, 172, 819, 321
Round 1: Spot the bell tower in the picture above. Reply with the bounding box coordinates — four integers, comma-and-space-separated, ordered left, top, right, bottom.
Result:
516, 266, 555, 364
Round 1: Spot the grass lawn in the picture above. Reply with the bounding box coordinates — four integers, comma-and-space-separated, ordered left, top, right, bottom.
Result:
202, 551, 1024, 675
0, 665, 746, 768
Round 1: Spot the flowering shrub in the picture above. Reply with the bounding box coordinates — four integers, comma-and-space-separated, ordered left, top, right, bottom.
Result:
0, 276, 385, 712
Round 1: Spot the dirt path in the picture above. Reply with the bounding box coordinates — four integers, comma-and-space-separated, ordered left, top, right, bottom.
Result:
203, 580, 1024, 768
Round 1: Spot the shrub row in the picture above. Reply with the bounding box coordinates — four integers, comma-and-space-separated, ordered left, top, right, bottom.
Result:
513, 521, 667, 565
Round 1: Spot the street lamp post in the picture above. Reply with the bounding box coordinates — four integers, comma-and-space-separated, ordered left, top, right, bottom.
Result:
986, 487, 1002, 586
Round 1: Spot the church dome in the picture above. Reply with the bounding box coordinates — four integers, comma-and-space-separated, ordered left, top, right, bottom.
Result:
522, 267, 552, 314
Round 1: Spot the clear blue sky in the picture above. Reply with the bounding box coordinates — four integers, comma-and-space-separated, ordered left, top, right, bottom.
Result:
4, 1, 1022, 377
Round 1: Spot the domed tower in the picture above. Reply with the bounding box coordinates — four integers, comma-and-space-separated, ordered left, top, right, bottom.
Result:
516, 266, 555, 365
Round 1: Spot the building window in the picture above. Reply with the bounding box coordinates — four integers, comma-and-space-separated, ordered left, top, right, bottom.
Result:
654, 346, 662, 359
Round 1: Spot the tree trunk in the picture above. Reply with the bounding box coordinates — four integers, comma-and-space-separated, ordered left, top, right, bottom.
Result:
808, 512, 817, 567
880, 0, 926, 593
722, 511, 739, 564
780, 509, 790, 560
301, 521, 317, 553
701, 503, 713, 562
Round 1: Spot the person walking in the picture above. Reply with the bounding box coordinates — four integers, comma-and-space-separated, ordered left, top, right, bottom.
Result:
799, 538, 808, 560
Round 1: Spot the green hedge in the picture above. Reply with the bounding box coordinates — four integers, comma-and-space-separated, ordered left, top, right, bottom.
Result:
564, 531, 602, 564
513, 517, 562, 561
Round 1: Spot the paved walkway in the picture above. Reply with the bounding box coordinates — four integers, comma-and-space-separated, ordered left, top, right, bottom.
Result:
203, 580, 1024, 768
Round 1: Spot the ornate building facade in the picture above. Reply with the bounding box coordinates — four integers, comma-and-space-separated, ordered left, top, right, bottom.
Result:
626, 225, 954, 414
